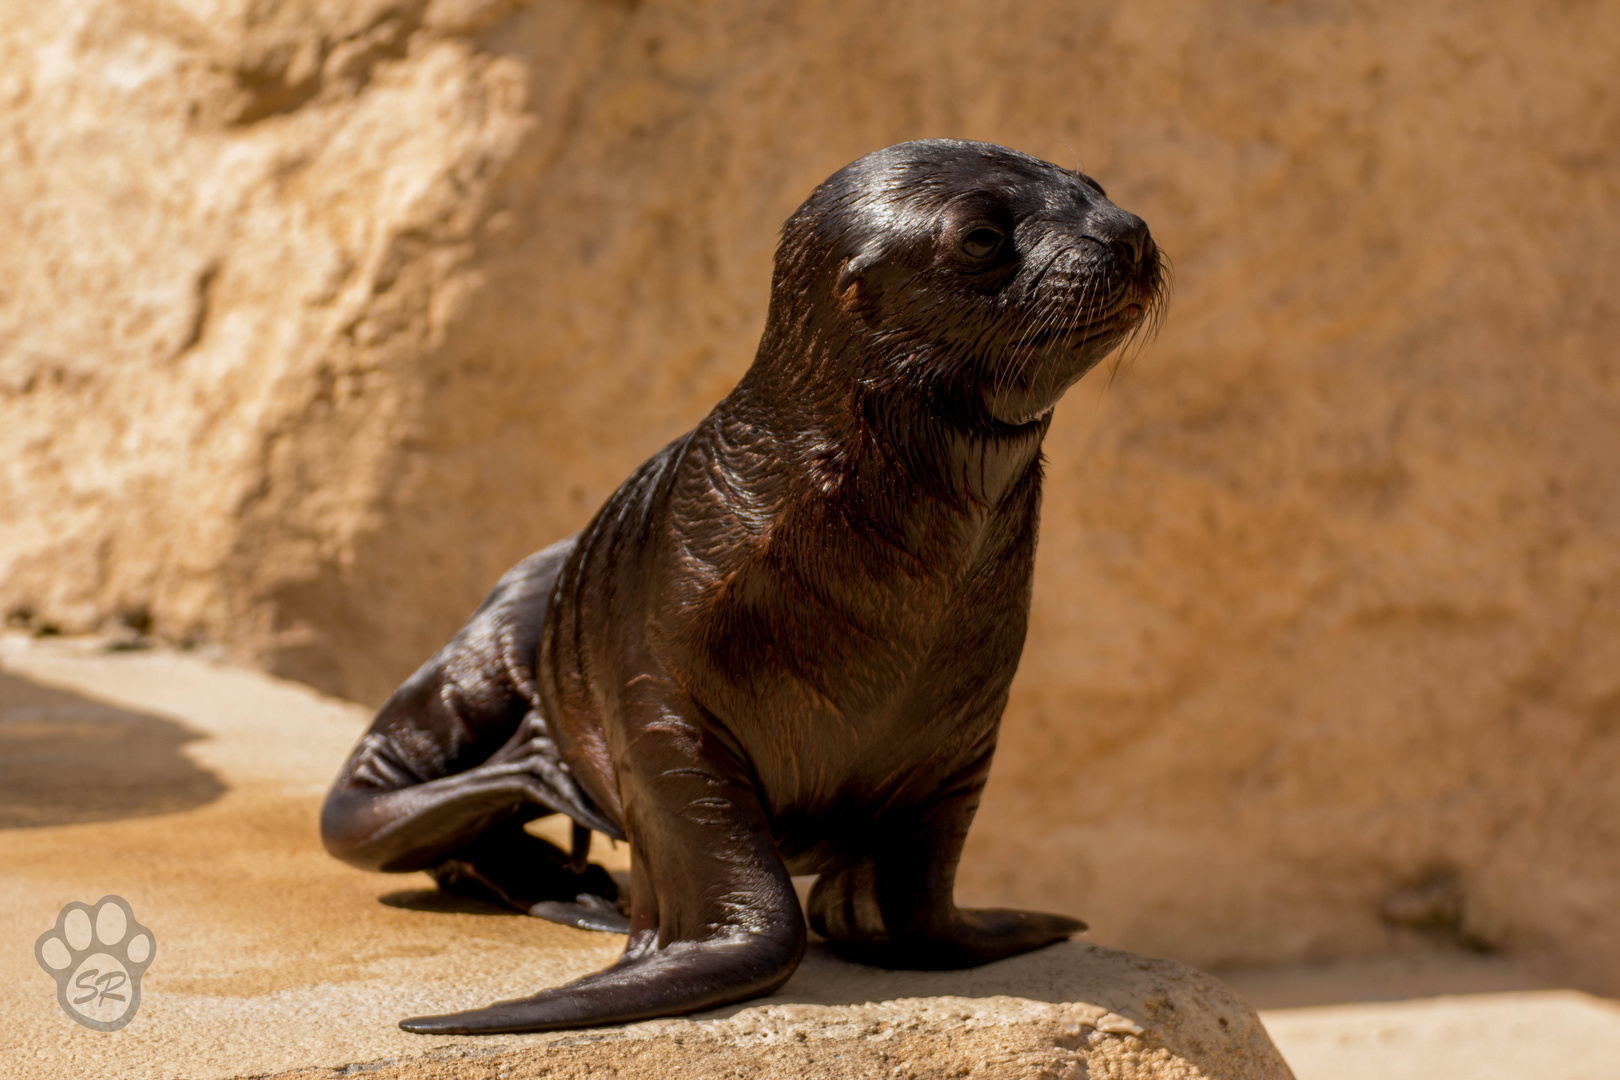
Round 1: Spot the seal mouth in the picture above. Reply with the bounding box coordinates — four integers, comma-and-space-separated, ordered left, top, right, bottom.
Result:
1012, 294, 1148, 351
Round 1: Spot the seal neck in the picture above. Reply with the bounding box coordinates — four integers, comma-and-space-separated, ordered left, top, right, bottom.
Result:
860, 392, 1050, 509
721, 358, 1048, 525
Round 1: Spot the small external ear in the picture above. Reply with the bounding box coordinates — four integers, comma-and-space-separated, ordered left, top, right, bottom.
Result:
836, 239, 886, 293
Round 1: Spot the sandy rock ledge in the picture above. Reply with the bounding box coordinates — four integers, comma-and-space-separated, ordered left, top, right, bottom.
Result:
0, 643, 1290, 1080
265, 943, 1293, 1080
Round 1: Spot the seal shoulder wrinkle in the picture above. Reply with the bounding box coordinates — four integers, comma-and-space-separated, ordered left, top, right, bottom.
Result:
320, 138, 1166, 1034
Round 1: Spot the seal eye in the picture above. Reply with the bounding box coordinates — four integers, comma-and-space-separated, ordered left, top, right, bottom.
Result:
961, 226, 1003, 259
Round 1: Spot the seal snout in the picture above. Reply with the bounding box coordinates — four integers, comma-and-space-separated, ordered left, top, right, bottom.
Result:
1080, 203, 1155, 273
1106, 212, 1152, 269
1081, 202, 1165, 338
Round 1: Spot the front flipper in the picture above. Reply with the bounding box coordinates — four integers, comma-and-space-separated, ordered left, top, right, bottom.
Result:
400, 689, 804, 1034
809, 765, 1084, 971
400, 932, 795, 1033
812, 867, 1083, 968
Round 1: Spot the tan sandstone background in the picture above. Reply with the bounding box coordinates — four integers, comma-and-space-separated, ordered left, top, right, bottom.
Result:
2, 0, 1617, 992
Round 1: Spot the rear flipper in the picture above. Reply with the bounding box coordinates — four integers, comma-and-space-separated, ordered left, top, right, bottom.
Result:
528, 895, 629, 934
431, 817, 630, 934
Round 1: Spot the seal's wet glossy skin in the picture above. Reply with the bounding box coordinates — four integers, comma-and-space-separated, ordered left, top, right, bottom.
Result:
321, 139, 1164, 1034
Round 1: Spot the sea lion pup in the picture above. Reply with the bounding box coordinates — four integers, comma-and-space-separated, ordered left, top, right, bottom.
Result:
320, 138, 1164, 1034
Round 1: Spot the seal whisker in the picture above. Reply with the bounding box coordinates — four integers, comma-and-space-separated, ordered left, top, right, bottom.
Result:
1106, 247, 1171, 389
986, 247, 1072, 421
992, 296, 1059, 422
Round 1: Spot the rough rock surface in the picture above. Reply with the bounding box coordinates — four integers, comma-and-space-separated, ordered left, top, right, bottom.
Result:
256, 982, 1289, 1080
2, 0, 1619, 989
0, 639, 1290, 1080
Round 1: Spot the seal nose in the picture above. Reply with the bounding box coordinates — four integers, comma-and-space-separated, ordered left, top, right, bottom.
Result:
1115, 215, 1150, 267
1108, 213, 1146, 268
1086, 208, 1152, 268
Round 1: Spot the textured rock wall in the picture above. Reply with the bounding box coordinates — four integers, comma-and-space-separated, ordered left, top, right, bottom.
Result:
3, 0, 1618, 985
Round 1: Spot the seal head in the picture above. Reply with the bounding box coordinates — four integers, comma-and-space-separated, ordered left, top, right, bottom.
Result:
757, 140, 1163, 432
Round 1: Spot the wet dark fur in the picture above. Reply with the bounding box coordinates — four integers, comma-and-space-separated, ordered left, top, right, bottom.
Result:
321, 139, 1164, 1034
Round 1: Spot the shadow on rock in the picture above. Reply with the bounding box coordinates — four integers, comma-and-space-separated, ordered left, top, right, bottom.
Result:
377, 888, 522, 916
0, 669, 225, 828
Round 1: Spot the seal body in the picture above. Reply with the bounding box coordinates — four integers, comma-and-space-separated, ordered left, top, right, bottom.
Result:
321, 139, 1164, 1034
